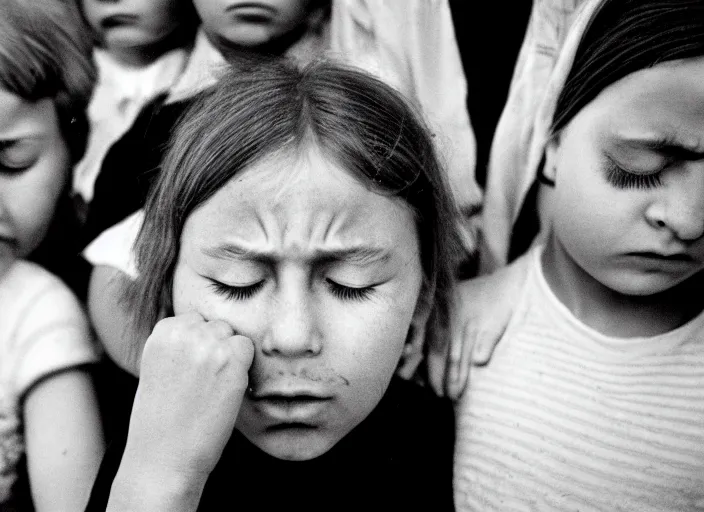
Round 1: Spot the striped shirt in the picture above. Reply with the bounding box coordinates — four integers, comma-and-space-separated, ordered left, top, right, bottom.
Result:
455, 247, 704, 511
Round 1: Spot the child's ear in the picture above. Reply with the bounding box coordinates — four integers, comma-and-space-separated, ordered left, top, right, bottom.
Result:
396, 292, 433, 379
543, 134, 562, 183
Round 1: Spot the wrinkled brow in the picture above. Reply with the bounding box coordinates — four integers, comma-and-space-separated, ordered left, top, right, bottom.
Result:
201, 243, 391, 266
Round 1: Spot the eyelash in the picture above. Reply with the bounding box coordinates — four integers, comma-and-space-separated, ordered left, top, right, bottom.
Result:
207, 278, 376, 302
326, 279, 375, 301
604, 159, 663, 190
208, 279, 264, 301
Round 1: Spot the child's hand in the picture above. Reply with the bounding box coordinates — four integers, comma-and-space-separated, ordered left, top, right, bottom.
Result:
428, 255, 530, 399
122, 312, 254, 482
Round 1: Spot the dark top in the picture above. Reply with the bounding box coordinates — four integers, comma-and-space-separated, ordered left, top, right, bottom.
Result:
85, 376, 455, 512
81, 94, 197, 247
449, 0, 533, 187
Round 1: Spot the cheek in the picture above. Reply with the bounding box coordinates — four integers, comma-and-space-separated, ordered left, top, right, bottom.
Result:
323, 299, 413, 383
10, 166, 66, 257
171, 261, 210, 316
279, 1, 312, 23
172, 263, 253, 332
553, 151, 619, 245
170, 264, 189, 315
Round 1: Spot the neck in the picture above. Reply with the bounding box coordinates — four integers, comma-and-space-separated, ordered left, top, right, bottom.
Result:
542, 234, 704, 337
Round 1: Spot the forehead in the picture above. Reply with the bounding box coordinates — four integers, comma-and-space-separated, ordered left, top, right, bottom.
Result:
0, 89, 56, 136
586, 56, 704, 137
182, 148, 417, 253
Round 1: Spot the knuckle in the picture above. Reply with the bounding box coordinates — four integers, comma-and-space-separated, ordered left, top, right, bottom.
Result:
207, 319, 234, 338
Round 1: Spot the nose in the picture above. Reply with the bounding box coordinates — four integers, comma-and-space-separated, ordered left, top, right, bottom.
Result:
647, 164, 704, 242
261, 273, 322, 358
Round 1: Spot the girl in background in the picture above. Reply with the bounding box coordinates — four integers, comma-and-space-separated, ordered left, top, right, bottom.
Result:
0, 1, 104, 509
73, 0, 197, 213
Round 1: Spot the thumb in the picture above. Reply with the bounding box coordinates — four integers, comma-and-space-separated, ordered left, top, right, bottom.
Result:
471, 326, 505, 366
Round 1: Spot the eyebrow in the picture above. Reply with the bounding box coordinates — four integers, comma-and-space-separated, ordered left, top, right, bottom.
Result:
201, 243, 392, 266
618, 134, 704, 161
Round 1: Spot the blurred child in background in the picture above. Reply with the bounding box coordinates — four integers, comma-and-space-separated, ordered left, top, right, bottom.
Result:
0, 1, 104, 509
73, 0, 197, 215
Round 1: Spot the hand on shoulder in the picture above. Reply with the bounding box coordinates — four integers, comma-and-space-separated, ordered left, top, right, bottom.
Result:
428, 253, 531, 399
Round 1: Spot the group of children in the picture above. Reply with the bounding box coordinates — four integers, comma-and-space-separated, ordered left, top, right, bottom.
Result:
0, 0, 703, 510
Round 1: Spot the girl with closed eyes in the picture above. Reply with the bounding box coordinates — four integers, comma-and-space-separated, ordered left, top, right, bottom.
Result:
84, 60, 459, 512
453, 1, 704, 510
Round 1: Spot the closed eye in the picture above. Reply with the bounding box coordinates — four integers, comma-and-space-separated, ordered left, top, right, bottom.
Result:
208, 278, 264, 301
604, 157, 663, 190
0, 140, 39, 173
326, 278, 375, 301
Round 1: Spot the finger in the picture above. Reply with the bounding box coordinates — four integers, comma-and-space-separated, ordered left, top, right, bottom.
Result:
472, 327, 504, 365
225, 334, 255, 368
426, 347, 447, 396
447, 313, 469, 390
179, 311, 206, 325
205, 318, 236, 339
425, 323, 448, 395
396, 350, 422, 380
398, 321, 426, 380
447, 323, 473, 400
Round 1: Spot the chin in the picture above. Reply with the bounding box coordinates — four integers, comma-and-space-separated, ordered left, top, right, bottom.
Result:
106, 32, 154, 51
601, 271, 691, 297
248, 429, 340, 461
221, 27, 274, 47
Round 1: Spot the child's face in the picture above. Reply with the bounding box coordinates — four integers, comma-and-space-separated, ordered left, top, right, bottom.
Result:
547, 55, 704, 296
0, 90, 69, 278
82, 0, 183, 54
193, 0, 316, 47
172, 146, 424, 460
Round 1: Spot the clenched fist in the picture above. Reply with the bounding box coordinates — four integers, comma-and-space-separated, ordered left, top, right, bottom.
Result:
122, 312, 255, 481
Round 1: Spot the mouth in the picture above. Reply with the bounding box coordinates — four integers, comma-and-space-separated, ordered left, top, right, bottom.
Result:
250, 392, 333, 422
226, 3, 276, 22
250, 390, 334, 403
0, 235, 16, 249
101, 14, 139, 29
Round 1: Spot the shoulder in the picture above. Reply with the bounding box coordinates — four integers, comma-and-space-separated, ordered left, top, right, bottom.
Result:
0, 261, 84, 317
83, 210, 145, 278
0, 261, 99, 394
